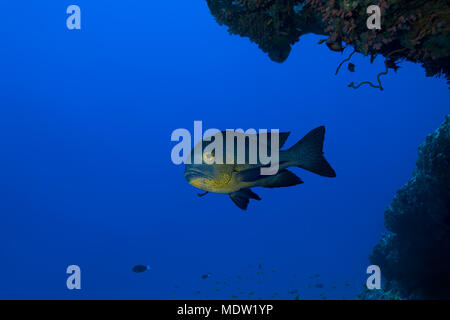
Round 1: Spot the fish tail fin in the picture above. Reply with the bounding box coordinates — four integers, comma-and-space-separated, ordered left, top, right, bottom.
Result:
287, 126, 336, 177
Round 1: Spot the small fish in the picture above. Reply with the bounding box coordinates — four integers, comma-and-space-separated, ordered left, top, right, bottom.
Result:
201, 273, 212, 279
317, 39, 327, 45
295, 295, 300, 300
326, 42, 344, 52
348, 63, 355, 72
289, 289, 299, 294
315, 283, 324, 288
314, 274, 320, 278
184, 127, 336, 210
344, 282, 350, 287
231, 295, 238, 298
132, 265, 150, 273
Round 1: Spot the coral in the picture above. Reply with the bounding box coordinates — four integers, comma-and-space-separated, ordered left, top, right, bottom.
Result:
359, 116, 450, 300
206, 0, 450, 84
207, 0, 322, 62
358, 286, 404, 300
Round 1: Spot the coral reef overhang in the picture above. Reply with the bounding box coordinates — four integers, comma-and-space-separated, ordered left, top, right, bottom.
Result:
206, 0, 450, 83
359, 115, 450, 300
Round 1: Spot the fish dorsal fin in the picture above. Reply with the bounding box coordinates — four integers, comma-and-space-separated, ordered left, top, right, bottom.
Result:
278, 132, 290, 148
229, 189, 261, 210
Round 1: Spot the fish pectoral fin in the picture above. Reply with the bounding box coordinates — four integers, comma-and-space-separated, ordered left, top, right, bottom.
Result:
197, 191, 209, 197
236, 167, 264, 182
262, 169, 304, 188
229, 189, 261, 210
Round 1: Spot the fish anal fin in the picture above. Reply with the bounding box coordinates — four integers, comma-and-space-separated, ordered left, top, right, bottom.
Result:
262, 169, 304, 188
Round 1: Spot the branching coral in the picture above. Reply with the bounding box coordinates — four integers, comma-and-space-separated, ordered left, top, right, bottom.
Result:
346, 48, 407, 91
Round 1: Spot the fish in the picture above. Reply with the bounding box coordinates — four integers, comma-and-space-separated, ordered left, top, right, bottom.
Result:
326, 42, 344, 52
348, 62, 355, 72
132, 265, 150, 273
315, 283, 324, 288
184, 126, 336, 210
317, 39, 327, 45
201, 273, 212, 279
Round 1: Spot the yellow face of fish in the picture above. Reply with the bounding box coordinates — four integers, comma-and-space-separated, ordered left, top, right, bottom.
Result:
188, 172, 232, 192
184, 149, 234, 193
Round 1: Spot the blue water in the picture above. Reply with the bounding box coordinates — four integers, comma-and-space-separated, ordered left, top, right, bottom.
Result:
0, 2, 448, 299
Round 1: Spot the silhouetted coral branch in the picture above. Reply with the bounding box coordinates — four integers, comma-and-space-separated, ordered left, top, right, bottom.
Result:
335, 49, 356, 75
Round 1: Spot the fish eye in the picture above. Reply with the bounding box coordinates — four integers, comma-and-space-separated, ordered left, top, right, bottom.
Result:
203, 150, 215, 163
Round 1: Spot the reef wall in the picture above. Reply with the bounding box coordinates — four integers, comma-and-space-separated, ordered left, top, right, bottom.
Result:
359, 115, 450, 300
207, 0, 450, 85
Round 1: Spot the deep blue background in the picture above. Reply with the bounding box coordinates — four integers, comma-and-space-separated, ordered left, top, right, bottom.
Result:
0, 1, 448, 299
